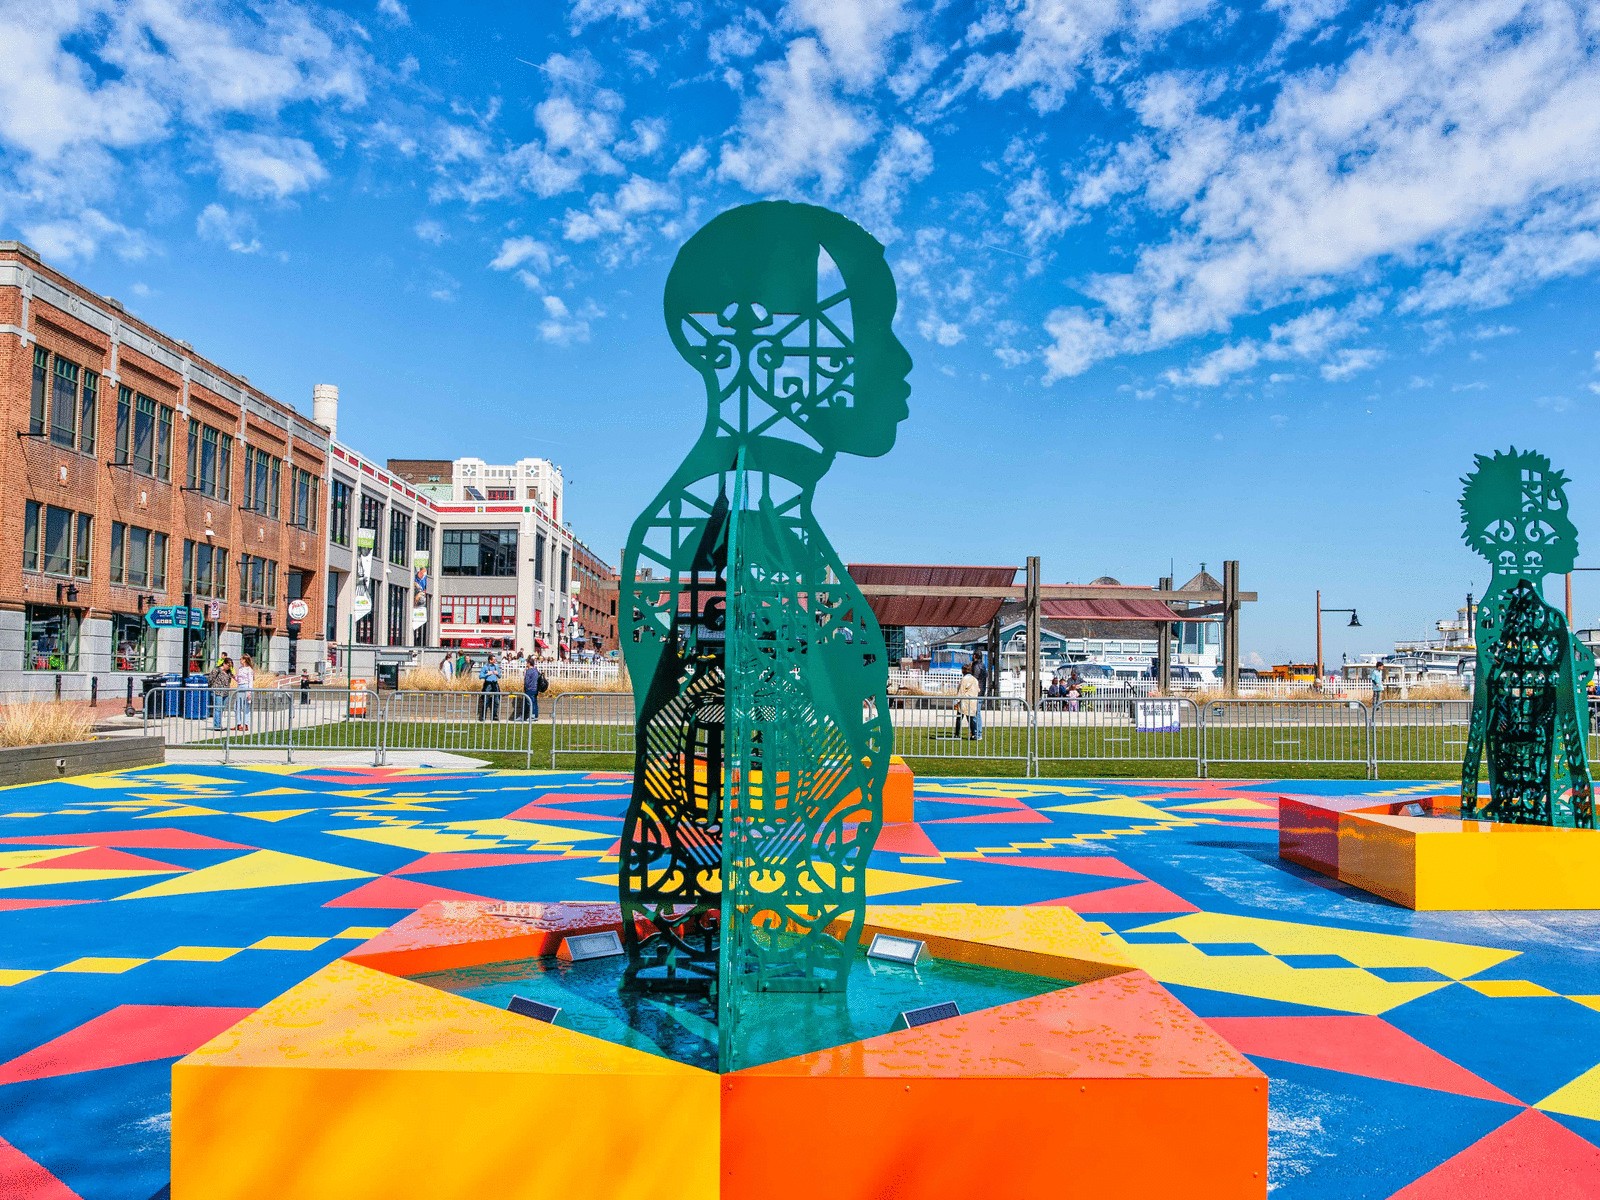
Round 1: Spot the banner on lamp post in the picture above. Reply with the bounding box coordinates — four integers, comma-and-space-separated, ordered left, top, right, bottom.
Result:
356, 528, 377, 584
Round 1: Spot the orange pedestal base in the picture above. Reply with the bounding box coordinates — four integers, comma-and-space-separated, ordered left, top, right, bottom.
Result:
1281, 793, 1600, 910
174, 900, 1266, 1200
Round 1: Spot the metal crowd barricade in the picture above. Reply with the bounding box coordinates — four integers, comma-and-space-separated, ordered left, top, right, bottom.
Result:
1201, 698, 1373, 778
885, 695, 1029, 765
143, 685, 380, 764
549, 691, 636, 767
382, 689, 538, 768
1373, 698, 1471, 777
1034, 694, 1201, 777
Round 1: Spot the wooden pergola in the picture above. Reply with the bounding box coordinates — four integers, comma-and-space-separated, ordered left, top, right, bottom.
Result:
849, 559, 1256, 703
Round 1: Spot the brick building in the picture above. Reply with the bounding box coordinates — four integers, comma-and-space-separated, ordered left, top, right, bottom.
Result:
0, 241, 329, 697
572, 538, 618, 654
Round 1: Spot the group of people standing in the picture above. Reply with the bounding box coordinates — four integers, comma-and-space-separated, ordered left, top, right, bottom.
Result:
205, 654, 256, 731
470, 652, 548, 723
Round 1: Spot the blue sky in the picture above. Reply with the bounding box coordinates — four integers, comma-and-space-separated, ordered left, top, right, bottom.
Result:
4, 0, 1600, 665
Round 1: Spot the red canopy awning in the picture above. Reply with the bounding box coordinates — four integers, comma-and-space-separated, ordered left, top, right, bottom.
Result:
847, 563, 1020, 628
1041, 596, 1175, 622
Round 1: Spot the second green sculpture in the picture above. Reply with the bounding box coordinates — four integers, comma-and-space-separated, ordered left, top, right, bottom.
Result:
619, 202, 910, 1065
1460, 448, 1596, 828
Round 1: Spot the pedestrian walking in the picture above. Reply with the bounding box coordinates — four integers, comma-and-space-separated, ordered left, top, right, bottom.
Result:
441, 653, 455, 681
299, 670, 312, 705
209, 656, 235, 731
955, 663, 982, 740
522, 659, 547, 721
1370, 668, 1383, 709
478, 654, 503, 721
235, 655, 255, 730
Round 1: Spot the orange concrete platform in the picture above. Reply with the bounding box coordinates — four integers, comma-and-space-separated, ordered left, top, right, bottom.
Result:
174, 899, 1266, 1200
1280, 793, 1600, 909
884, 755, 915, 823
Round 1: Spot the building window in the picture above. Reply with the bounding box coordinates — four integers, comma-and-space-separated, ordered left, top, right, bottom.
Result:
534, 532, 547, 582
110, 523, 167, 589
560, 548, 569, 593
51, 357, 78, 447
182, 540, 229, 599
388, 511, 410, 566
27, 504, 91, 579
416, 521, 434, 556
239, 554, 278, 607
439, 595, 516, 626
80, 369, 97, 456
359, 493, 384, 537
111, 613, 156, 672
30, 347, 47, 436
330, 478, 352, 545
442, 528, 518, 576
291, 467, 319, 531
24, 605, 80, 671
386, 583, 408, 646
486, 487, 513, 500
186, 422, 233, 501
356, 609, 374, 644
242, 446, 282, 517
240, 627, 268, 664
116, 386, 173, 481
74, 512, 92, 578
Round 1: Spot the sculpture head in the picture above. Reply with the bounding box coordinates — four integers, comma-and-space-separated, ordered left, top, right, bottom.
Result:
1460, 448, 1579, 581
664, 201, 911, 459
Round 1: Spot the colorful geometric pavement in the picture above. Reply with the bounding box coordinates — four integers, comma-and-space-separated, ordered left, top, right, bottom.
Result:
2, 768, 1600, 1199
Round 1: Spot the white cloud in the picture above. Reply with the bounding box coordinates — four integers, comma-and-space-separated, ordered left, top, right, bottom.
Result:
1164, 298, 1379, 386
22, 209, 147, 262
1042, 307, 1116, 381
569, 0, 655, 30
1264, 0, 1348, 42
1319, 346, 1384, 381
490, 236, 553, 272
213, 133, 328, 200
718, 38, 874, 195
377, 0, 411, 25
413, 218, 448, 245
856, 125, 932, 236
539, 295, 605, 344
196, 203, 261, 253
955, 0, 1216, 114
782, 0, 911, 89
1041, 0, 1600, 377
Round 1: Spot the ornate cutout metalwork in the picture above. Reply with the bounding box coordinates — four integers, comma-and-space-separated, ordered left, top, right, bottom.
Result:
1459, 449, 1595, 827
619, 202, 910, 1063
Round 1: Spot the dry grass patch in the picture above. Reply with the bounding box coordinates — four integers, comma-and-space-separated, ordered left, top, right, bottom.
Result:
0, 702, 96, 747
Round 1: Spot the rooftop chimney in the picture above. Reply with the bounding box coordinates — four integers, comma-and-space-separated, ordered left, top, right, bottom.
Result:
312, 383, 339, 444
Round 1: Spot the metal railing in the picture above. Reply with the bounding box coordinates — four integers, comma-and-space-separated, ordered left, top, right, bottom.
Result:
144, 686, 381, 764
147, 688, 1591, 780
1034, 695, 1202, 776
1201, 699, 1373, 776
886, 696, 1030, 765
381, 689, 540, 768
549, 691, 636, 766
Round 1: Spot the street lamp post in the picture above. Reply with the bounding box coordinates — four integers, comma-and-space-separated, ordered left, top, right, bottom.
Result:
1315, 588, 1361, 682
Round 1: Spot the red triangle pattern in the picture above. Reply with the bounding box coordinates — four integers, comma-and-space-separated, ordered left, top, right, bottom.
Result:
1048, 881, 1201, 914
322, 875, 494, 909
393, 851, 571, 876
925, 808, 1051, 825
0, 1134, 81, 1200
0, 829, 245, 851
1205, 1016, 1520, 1106
873, 823, 940, 856
985, 856, 1145, 880
0, 1005, 254, 1087
0, 899, 94, 912
19, 847, 185, 874
502, 804, 622, 823
1389, 1109, 1600, 1199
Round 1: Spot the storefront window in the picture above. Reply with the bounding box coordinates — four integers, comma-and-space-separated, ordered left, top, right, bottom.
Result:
24, 605, 80, 671
111, 613, 156, 672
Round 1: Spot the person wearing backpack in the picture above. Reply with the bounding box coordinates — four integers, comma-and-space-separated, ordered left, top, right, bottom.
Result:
523, 659, 549, 720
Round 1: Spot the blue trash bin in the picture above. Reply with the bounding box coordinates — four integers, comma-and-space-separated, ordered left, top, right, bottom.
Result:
183, 673, 209, 720
157, 674, 183, 717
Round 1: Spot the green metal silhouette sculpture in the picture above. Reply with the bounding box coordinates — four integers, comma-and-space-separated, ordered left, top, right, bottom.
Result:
1460, 449, 1596, 828
619, 202, 909, 1064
